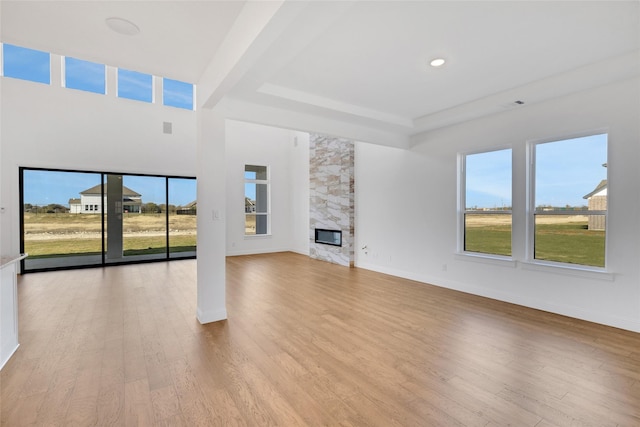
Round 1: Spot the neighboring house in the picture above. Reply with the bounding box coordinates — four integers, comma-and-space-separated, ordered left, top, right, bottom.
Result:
583, 179, 607, 231
69, 184, 142, 214
68, 198, 82, 214
245, 197, 255, 213
177, 200, 197, 215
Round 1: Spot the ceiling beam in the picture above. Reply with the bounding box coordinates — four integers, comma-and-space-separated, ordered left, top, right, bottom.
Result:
197, 0, 301, 110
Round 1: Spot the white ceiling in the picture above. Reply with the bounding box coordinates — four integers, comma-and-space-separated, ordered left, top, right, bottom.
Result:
1, 1, 246, 82
2, 1, 639, 144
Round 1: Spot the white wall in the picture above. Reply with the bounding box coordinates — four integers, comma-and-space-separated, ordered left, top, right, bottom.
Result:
0, 77, 197, 258
290, 131, 311, 255
196, 108, 227, 323
3, 63, 637, 333
224, 119, 309, 256
355, 77, 640, 332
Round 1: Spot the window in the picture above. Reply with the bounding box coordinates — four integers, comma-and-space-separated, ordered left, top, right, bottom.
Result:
117, 68, 152, 102
2, 43, 50, 84
20, 167, 196, 272
244, 165, 269, 235
163, 78, 194, 110
64, 57, 105, 94
461, 149, 512, 256
530, 134, 607, 268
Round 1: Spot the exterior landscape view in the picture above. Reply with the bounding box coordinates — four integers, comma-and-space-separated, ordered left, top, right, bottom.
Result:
21, 169, 197, 271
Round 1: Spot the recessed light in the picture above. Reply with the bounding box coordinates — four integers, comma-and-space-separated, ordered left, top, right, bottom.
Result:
106, 17, 140, 36
430, 58, 446, 67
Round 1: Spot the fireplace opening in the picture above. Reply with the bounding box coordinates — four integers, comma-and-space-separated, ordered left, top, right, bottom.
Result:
315, 229, 342, 247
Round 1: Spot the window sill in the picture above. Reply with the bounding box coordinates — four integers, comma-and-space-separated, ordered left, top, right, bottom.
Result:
455, 252, 517, 268
520, 260, 614, 281
454, 253, 614, 280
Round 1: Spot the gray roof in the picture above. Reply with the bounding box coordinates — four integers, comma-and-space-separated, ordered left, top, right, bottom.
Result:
583, 180, 607, 199
80, 184, 141, 197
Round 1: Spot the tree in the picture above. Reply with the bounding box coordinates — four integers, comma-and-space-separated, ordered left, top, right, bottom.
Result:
143, 202, 159, 214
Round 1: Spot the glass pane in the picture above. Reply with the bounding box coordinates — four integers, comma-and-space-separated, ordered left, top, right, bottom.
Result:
65, 57, 105, 94
464, 214, 511, 256
245, 165, 267, 180
245, 214, 256, 235
535, 134, 607, 209
245, 183, 268, 214
464, 149, 511, 256
245, 214, 267, 235
163, 78, 193, 110
534, 214, 605, 267
116, 175, 166, 262
117, 68, 152, 102
3, 44, 50, 84
168, 178, 197, 259
22, 170, 103, 271
465, 149, 511, 210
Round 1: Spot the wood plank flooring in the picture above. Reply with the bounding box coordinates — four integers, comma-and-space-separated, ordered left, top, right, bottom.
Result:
1, 252, 639, 426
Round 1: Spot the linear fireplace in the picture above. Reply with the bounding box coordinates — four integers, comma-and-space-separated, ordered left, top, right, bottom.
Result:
315, 229, 342, 247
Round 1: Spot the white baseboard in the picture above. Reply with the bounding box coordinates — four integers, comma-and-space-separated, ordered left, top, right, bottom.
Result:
226, 247, 291, 257
355, 261, 640, 334
196, 307, 227, 324
0, 344, 19, 371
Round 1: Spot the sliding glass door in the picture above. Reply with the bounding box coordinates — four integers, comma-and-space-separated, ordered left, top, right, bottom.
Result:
20, 168, 196, 273
168, 178, 197, 259
105, 174, 167, 264
22, 169, 104, 270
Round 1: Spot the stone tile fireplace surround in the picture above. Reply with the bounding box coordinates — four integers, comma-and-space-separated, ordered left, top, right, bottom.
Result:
309, 134, 354, 267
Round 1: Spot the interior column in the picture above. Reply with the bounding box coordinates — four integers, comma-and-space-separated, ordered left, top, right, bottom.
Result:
195, 108, 227, 324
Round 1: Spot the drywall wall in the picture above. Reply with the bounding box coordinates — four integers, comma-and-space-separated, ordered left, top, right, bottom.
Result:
225, 119, 309, 256
289, 131, 311, 256
355, 77, 640, 332
0, 76, 197, 258
196, 109, 227, 323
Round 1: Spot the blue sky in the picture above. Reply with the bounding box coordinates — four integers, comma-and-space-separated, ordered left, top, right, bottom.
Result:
3, 44, 50, 83
23, 170, 196, 207
466, 134, 607, 208
7, 43, 198, 206
66, 57, 105, 94
3, 43, 193, 109
6, 43, 606, 209
466, 149, 512, 209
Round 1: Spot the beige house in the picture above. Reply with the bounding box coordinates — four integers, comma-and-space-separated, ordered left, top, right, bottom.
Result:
583, 179, 607, 231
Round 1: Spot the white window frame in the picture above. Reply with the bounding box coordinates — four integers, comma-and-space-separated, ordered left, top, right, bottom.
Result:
526, 131, 608, 271
457, 147, 513, 260
244, 165, 270, 237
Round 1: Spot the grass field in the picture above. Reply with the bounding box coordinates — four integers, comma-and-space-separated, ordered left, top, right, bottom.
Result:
24, 212, 604, 267
465, 214, 605, 267
23, 212, 196, 258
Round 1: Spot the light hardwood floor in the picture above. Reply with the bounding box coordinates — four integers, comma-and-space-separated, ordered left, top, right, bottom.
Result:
1, 252, 639, 426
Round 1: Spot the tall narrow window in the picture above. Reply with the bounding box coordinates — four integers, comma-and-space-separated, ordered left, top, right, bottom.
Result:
2, 44, 50, 84
64, 57, 105, 94
462, 149, 512, 257
531, 134, 607, 268
117, 68, 152, 102
244, 165, 269, 235
163, 78, 194, 110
